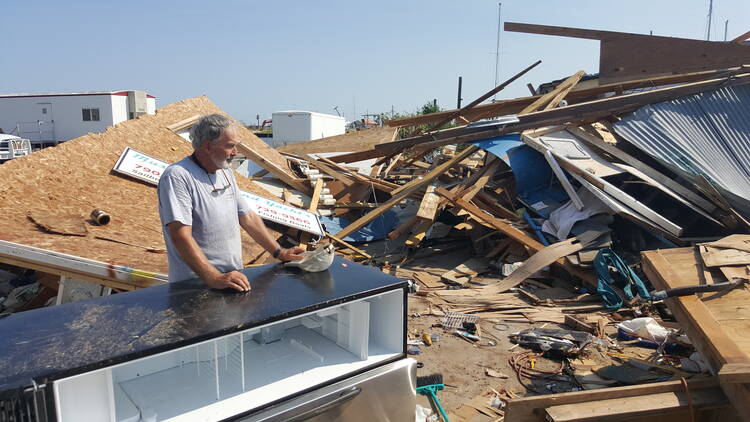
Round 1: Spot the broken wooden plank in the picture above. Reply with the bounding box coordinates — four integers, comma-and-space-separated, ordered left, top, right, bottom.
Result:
416, 184, 440, 221
504, 378, 723, 422
325, 233, 372, 260
387, 67, 749, 128
435, 187, 596, 286
441, 258, 490, 286
413, 271, 444, 289
335, 146, 477, 239
544, 388, 729, 422
520, 71, 585, 114
482, 236, 591, 294
308, 178, 324, 212
700, 244, 750, 267
376, 72, 750, 152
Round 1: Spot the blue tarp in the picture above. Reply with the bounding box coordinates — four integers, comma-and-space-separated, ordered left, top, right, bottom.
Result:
472, 134, 569, 218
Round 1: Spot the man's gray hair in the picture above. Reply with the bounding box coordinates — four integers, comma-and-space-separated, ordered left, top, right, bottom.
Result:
189, 114, 234, 149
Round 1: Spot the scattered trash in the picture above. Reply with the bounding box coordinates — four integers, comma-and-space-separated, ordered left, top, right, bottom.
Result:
484, 368, 509, 379
407, 345, 421, 355
509, 328, 594, 355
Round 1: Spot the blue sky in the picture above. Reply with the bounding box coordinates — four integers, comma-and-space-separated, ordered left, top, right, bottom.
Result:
5, 0, 749, 123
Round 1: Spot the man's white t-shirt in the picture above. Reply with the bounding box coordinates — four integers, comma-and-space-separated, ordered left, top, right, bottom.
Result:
157, 156, 251, 282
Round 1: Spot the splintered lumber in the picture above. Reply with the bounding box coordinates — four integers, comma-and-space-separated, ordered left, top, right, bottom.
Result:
484, 236, 591, 294
544, 388, 729, 422
376, 72, 750, 152
325, 233, 371, 259
732, 30, 750, 44
504, 378, 728, 422
434, 187, 596, 286
413, 271, 443, 288
308, 178, 324, 212
404, 219, 432, 248
235, 141, 310, 194
642, 248, 750, 421
441, 258, 490, 286
519, 70, 585, 114
700, 244, 750, 267
706, 234, 750, 253
416, 184, 440, 220
335, 146, 477, 239
387, 67, 748, 128
417, 59, 542, 133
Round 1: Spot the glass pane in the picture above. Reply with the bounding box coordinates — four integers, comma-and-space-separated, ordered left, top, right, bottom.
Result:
91, 109, 100, 121
82, 109, 90, 121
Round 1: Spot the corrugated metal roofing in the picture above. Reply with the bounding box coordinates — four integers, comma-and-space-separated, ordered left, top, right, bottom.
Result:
613, 83, 750, 216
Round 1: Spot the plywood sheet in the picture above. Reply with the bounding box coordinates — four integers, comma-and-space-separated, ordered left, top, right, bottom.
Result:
278, 126, 397, 155
0, 96, 278, 276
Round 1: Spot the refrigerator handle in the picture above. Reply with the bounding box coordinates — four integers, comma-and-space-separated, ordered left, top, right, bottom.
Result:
283, 386, 362, 421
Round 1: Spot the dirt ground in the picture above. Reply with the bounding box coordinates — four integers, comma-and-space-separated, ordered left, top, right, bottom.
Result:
361, 238, 539, 412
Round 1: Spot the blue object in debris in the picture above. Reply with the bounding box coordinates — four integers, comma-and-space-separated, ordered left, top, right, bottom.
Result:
473, 134, 569, 218
318, 210, 399, 243
594, 248, 651, 310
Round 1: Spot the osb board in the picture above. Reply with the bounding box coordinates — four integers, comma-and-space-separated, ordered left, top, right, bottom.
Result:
642, 247, 750, 420
0, 96, 278, 275
277, 126, 397, 155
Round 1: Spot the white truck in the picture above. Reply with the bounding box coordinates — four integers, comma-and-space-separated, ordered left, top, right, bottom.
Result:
0, 134, 32, 162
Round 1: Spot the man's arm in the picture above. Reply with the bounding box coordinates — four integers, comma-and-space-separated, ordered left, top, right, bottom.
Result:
239, 212, 304, 262
167, 221, 250, 292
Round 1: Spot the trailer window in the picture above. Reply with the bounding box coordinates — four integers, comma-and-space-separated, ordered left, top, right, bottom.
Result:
82, 108, 100, 121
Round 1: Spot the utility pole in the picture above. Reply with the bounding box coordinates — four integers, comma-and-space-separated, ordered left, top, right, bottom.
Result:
493, 2, 502, 101
457, 76, 463, 109
706, 0, 713, 41
724, 19, 729, 41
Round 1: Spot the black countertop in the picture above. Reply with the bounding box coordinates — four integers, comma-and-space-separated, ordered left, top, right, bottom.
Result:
0, 257, 406, 394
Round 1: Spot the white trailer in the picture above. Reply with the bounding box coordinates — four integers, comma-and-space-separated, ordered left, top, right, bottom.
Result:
0, 91, 156, 148
271, 110, 345, 147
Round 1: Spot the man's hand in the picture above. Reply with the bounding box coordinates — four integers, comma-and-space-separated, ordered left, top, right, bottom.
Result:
278, 246, 305, 262
205, 270, 251, 292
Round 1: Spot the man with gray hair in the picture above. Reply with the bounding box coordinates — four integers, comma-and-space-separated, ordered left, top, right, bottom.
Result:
157, 114, 303, 291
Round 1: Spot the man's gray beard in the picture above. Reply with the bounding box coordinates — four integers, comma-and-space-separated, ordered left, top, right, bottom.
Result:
213, 157, 232, 170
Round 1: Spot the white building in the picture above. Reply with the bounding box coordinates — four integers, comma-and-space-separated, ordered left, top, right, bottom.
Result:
0, 90, 156, 147
270, 110, 345, 147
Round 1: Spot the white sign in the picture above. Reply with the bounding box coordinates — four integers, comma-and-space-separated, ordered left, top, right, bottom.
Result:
113, 147, 168, 184
113, 148, 323, 236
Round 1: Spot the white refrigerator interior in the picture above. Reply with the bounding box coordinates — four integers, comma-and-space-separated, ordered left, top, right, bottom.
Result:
53, 289, 404, 422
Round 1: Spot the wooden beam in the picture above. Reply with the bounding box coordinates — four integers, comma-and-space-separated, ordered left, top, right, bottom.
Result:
642, 250, 750, 421
236, 142, 310, 194
504, 378, 721, 422
308, 178, 324, 212
435, 187, 596, 286
386, 66, 749, 128
325, 233, 372, 259
416, 184, 440, 221
375, 72, 750, 153
731, 30, 750, 44
416, 60, 542, 134
519, 71, 585, 114
335, 146, 477, 239
544, 388, 729, 422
